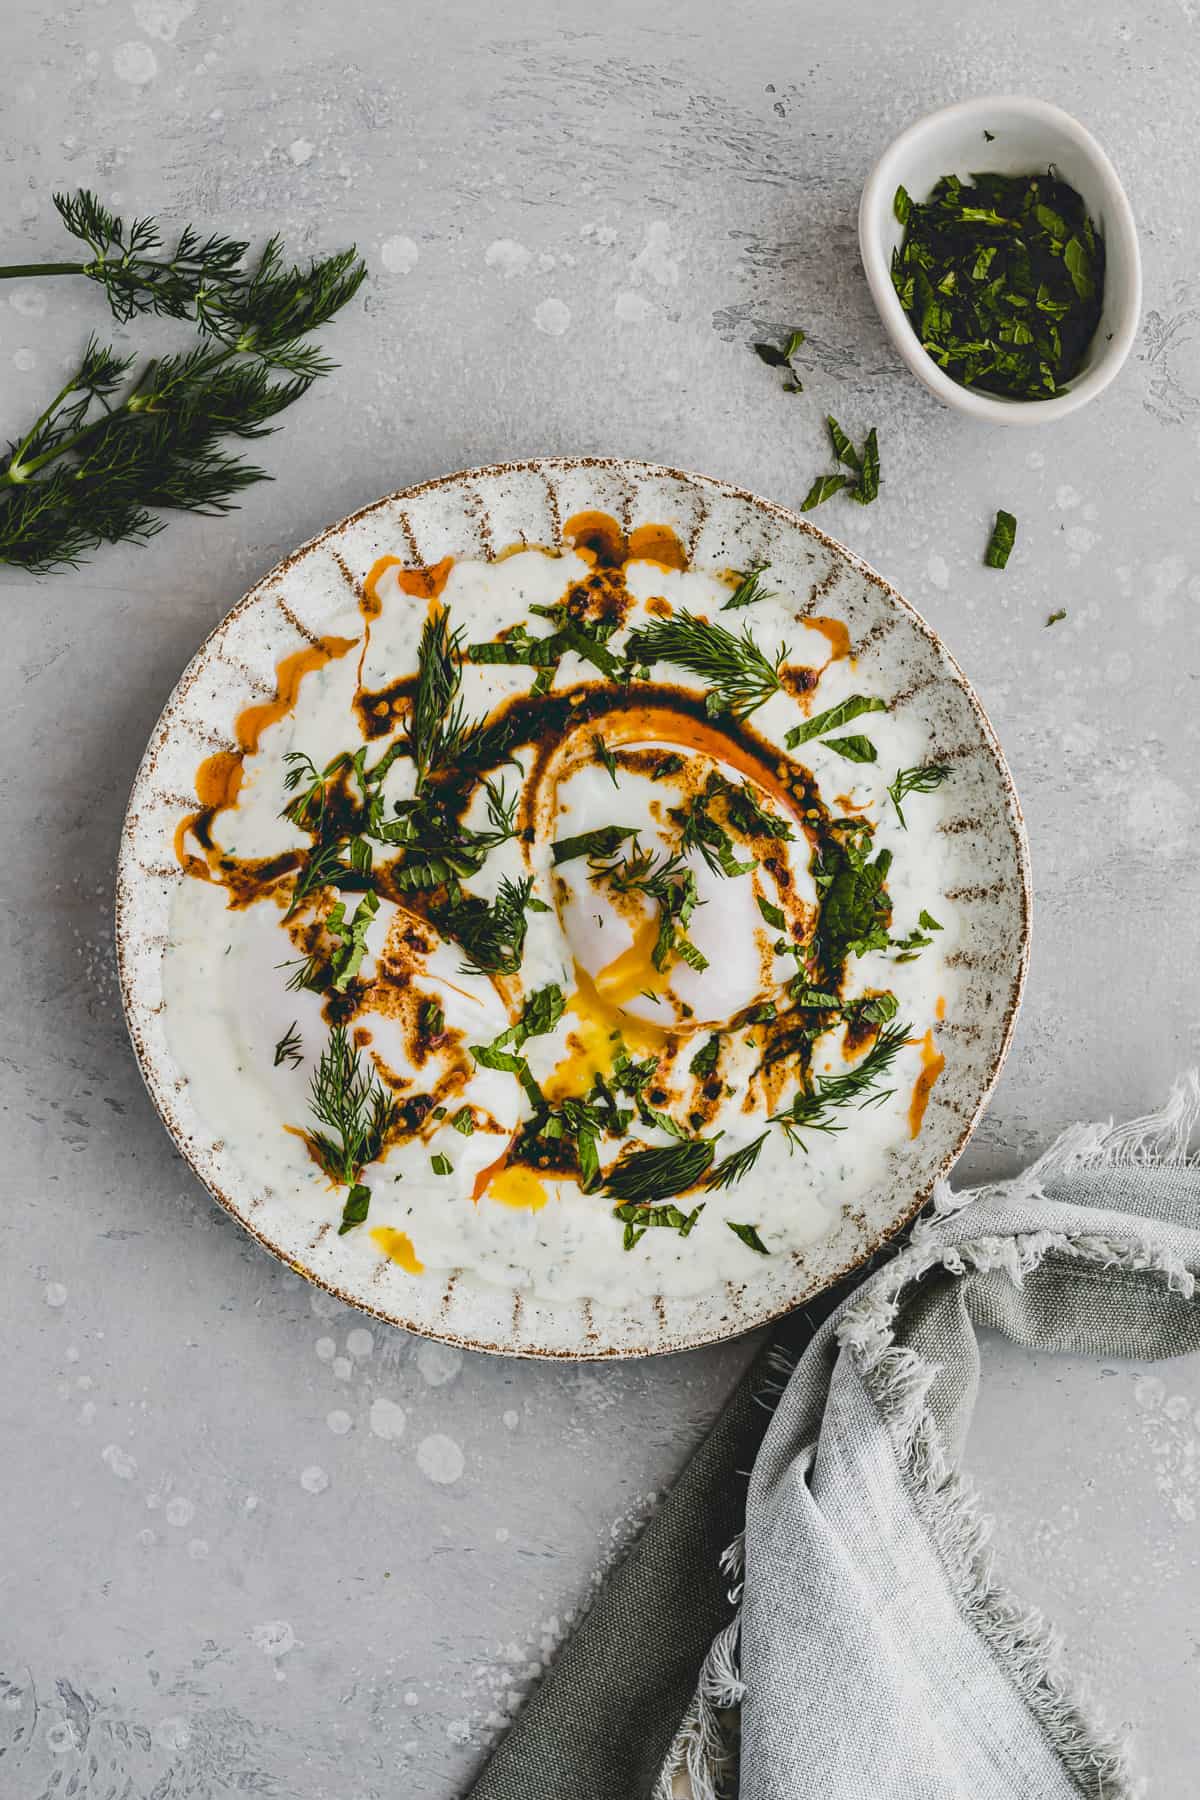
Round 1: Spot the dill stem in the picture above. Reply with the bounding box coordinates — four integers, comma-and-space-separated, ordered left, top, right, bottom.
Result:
0, 262, 87, 280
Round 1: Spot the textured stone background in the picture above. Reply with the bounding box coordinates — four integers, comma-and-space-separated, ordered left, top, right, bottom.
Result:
3, 1, 1199, 1794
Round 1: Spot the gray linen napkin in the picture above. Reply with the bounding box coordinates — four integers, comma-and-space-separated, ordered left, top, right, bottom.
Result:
469, 1078, 1200, 1800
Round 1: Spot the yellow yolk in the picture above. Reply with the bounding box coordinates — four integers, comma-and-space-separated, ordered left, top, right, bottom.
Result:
370, 1226, 424, 1273
488, 1165, 550, 1212
544, 931, 671, 1104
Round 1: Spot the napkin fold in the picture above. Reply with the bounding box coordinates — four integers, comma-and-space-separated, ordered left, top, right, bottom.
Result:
467, 1076, 1200, 1800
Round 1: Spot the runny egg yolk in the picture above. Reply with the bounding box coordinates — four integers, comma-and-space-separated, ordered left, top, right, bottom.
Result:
544, 936, 670, 1103
488, 1165, 550, 1212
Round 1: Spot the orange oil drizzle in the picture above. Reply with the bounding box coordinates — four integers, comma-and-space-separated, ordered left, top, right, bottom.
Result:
563, 511, 688, 573
908, 1028, 946, 1139
805, 616, 852, 662
174, 635, 356, 876
362, 554, 454, 620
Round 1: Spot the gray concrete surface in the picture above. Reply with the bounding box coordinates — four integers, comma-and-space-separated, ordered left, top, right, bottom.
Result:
2, 2, 1199, 1793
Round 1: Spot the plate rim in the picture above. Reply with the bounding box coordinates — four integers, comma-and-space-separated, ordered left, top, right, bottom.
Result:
115, 455, 1032, 1359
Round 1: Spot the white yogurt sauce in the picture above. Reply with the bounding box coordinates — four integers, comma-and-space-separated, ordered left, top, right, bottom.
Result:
163, 542, 963, 1305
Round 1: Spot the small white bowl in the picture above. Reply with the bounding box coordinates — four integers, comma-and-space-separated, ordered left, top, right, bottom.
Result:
859, 96, 1141, 425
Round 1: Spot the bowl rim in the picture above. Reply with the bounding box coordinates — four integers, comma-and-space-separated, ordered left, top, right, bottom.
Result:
115, 455, 1033, 1359
858, 94, 1143, 425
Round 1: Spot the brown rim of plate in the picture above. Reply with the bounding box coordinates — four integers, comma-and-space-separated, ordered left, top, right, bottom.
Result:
115, 456, 1032, 1360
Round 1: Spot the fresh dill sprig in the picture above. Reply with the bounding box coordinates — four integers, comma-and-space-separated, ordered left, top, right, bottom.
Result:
720, 562, 775, 612
770, 1020, 911, 1149
305, 1025, 397, 1229
273, 1022, 303, 1068
0, 200, 366, 574
0, 192, 367, 357
624, 611, 786, 719
676, 785, 755, 880
593, 734, 620, 786
278, 951, 324, 993
285, 836, 368, 919
705, 1132, 769, 1191
590, 845, 708, 973
604, 1138, 717, 1204
405, 609, 471, 792
0, 191, 250, 323
887, 763, 951, 830
436, 873, 544, 975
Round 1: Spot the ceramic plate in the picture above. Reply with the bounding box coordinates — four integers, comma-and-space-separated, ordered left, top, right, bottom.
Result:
116, 458, 1030, 1358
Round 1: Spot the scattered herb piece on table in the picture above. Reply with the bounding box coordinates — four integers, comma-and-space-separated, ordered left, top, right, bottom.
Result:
801, 418, 882, 511
985, 509, 1017, 569
752, 328, 806, 390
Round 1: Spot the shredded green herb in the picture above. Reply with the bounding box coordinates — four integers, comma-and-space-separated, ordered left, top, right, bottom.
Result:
726, 1219, 770, 1254
891, 170, 1104, 399
985, 510, 1018, 568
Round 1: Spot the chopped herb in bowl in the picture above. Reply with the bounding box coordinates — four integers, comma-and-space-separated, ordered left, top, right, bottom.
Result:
891, 170, 1105, 400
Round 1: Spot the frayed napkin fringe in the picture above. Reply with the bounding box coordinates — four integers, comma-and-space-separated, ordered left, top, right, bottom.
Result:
654, 1073, 1200, 1800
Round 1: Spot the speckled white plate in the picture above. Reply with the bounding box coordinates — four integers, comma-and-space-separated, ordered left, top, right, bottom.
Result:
116, 458, 1030, 1359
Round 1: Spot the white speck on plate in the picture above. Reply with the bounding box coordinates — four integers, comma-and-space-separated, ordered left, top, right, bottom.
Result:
14, 349, 37, 372
502, 1409, 519, 1430
495, 1526, 510, 1542
926, 553, 949, 591
614, 289, 655, 324
631, 220, 678, 288
1123, 774, 1191, 859
533, 298, 570, 337
404, 1690, 419, 1706
113, 41, 159, 84
369, 1396, 406, 1441
45, 1722, 78, 1754
289, 138, 315, 166
315, 1336, 336, 1361
251, 1619, 296, 1657
332, 1356, 353, 1380
300, 1464, 330, 1494
326, 1408, 353, 1436
417, 1433, 464, 1485
102, 1443, 137, 1480
153, 1715, 192, 1753
381, 235, 419, 274
416, 1340, 462, 1387
132, 0, 194, 39
346, 1327, 374, 1360
10, 289, 47, 320
165, 1496, 195, 1528
484, 238, 532, 277
44, 1281, 68, 1308
447, 1718, 471, 1745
